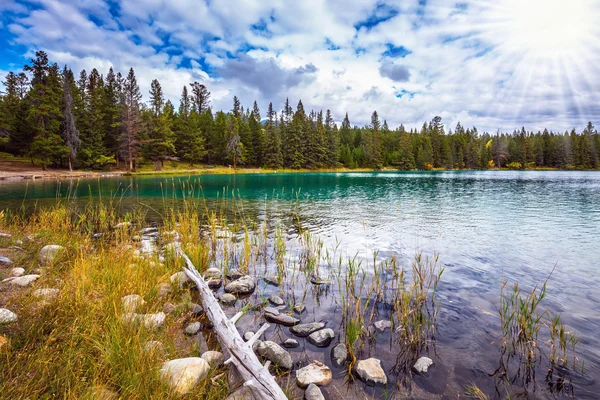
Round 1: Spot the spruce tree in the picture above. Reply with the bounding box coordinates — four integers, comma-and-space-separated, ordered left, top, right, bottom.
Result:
61, 67, 80, 171
120, 68, 142, 171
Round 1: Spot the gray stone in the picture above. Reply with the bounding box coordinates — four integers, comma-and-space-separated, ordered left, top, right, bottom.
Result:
163, 302, 176, 314
201, 350, 224, 367
224, 275, 255, 295
412, 356, 433, 374
139, 227, 158, 234
262, 276, 280, 286
157, 282, 172, 298
331, 343, 348, 367
268, 294, 285, 306
0, 308, 18, 324
143, 340, 165, 355
265, 312, 300, 327
207, 278, 223, 289
190, 303, 204, 316
226, 269, 243, 280
185, 322, 202, 336
296, 360, 332, 388
310, 276, 332, 285
257, 341, 293, 370
293, 303, 306, 313
243, 331, 255, 342
0, 256, 14, 266
92, 233, 103, 239
290, 322, 326, 337
2, 274, 40, 287
305, 383, 325, 400
355, 358, 387, 386
9, 267, 25, 277
374, 320, 392, 332
170, 271, 192, 288
307, 328, 334, 347
122, 312, 166, 330
160, 357, 210, 395
264, 306, 279, 316
39, 244, 65, 265
203, 267, 222, 279
121, 294, 145, 313
220, 293, 237, 306
33, 288, 60, 302
282, 338, 299, 348
225, 386, 261, 400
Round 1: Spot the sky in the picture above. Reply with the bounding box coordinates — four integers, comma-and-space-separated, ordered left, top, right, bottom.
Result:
1, 0, 600, 133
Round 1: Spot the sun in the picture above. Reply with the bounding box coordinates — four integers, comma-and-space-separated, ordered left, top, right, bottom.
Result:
501, 0, 597, 58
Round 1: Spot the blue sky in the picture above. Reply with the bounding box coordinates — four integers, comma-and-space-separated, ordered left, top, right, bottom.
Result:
1, 0, 599, 132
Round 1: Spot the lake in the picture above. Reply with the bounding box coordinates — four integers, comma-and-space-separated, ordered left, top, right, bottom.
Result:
1, 170, 599, 398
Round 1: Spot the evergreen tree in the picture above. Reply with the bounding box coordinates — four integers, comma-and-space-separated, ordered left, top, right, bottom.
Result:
120, 68, 142, 171
190, 82, 210, 113
263, 102, 283, 168
61, 67, 80, 171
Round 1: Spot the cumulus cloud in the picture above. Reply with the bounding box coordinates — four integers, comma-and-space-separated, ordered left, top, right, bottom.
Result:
379, 61, 410, 82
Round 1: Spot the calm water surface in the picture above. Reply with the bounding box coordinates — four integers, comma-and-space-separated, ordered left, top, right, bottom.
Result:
1, 170, 599, 398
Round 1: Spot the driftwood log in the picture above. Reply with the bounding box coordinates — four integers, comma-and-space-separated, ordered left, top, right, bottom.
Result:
178, 249, 288, 400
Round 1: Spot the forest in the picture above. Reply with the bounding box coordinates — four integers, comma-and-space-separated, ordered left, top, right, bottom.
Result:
0, 51, 599, 172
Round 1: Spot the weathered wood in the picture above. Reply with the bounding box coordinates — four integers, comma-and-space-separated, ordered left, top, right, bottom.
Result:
178, 249, 288, 400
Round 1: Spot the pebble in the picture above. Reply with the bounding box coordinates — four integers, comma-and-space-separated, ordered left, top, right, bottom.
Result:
220, 293, 237, 306
413, 356, 434, 374
224, 275, 255, 295
201, 350, 224, 367
160, 357, 210, 395
0, 232, 11, 238
257, 341, 293, 370
190, 303, 204, 316
307, 328, 335, 347
291, 322, 326, 337
163, 302, 176, 314
92, 233, 103, 239
9, 267, 25, 277
262, 276, 280, 286
0, 308, 18, 324
121, 294, 145, 313
2, 274, 40, 287
268, 294, 285, 306
305, 383, 325, 400
0, 256, 14, 266
185, 322, 202, 336
282, 338, 299, 348
39, 244, 65, 265
355, 358, 387, 386
296, 360, 332, 388
310, 277, 332, 285
243, 331, 255, 342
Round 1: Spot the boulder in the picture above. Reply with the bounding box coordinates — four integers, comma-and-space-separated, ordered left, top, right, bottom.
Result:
257, 341, 293, 370
290, 322, 325, 337
121, 294, 145, 313
305, 383, 325, 400
39, 244, 65, 265
268, 294, 285, 306
331, 343, 348, 367
160, 357, 210, 395
2, 274, 40, 287
296, 360, 332, 388
355, 358, 387, 386
224, 276, 255, 295
0, 308, 17, 324
185, 322, 202, 336
201, 350, 224, 367
412, 356, 433, 374
307, 328, 334, 347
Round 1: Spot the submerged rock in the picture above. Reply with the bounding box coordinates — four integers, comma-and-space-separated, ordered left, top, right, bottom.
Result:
374, 320, 392, 332
0, 256, 14, 266
263, 276, 280, 286
305, 383, 325, 400
201, 350, 224, 367
290, 322, 325, 337
331, 343, 348, 367
257, 341, 293, 370
2, 274, 40, 287
185, 322, 202, 336
121, 294, 145, 313
0, 309, 18, 324
265, 312, 300, 327
160, 357, 210, 395
307, 328, 334, 347
224, 275, 255, 295
39, 244, 65, 265
268, 294, 285, 306
413, 356, 434, 374
310, 276, 332, 285
296, 360, 332, 388
355, 358, 387, 386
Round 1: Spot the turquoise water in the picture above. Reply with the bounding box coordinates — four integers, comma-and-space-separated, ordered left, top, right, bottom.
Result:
1, 170, 600, 396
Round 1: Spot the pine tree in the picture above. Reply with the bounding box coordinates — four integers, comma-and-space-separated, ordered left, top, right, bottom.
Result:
190, 82, 210, 113
149, 79, 164, 117
287, 100, 306, 169
120, 68, 142, 171
325, 110, 339, 166
101, 67, 121, 167
61, 67, 80, 171
263, 102, 283, 168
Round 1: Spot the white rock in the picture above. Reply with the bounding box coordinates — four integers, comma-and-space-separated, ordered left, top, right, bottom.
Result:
203, 267, 222, 279
121, 294, 145, 313
374, 320, 392, 332
413, 356, 433, 374
170, 271, 192, 288
121, 312, 166, 330
33, 288, 59, 301
296, 361, 332, 388
185, 322, 201, 336
201, 350, 224, 367
0, 232, 12, 238
2, 274, 40, 287
160, 357, 210, 395
39, 245, 65, 265
9, 267, 25, 277
0, 308, 18, 324
307, 328, 334, 347
305, 383, 325, 400
355, 358, 387, 386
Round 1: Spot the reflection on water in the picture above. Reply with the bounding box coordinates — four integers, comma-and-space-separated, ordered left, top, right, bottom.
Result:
1, 170, 600, 398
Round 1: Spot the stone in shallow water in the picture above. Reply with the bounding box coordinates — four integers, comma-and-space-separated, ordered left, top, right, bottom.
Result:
160, 357, 210, 395
264, 306, 279, 315
121, 294, 145, 313
307, 328, 334, 347
257, 341, 293, 370
185, 322, 202, 336
243, 331, 255, 342
304, 383, 325, 400
203, 267, 222, 279
263, 276, 280, 286
293, 303, 306, 314
412, 356, 433, 374
0, 256, 14, 266
207, 278, 223, 289
226, 269, 243, 280
310, 276, 332, 285
355, 358, 387, 386
225, 385, 261, 400
39, 244, 65, 265
2, 274, 40, 287
268, 294, 285, 306
296, 360, 332, 388
282, 338, 299, 348
374, 320, 392, 332
220, 293, 237, 306
290, 322, 325, 337
265, 312, 300, 327
0, 308, 18, 324
331, 343, 348, 367
224, 275, 255, 295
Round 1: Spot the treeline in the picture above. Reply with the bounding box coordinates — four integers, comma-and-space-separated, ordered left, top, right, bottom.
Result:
1, 51, 599, 171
